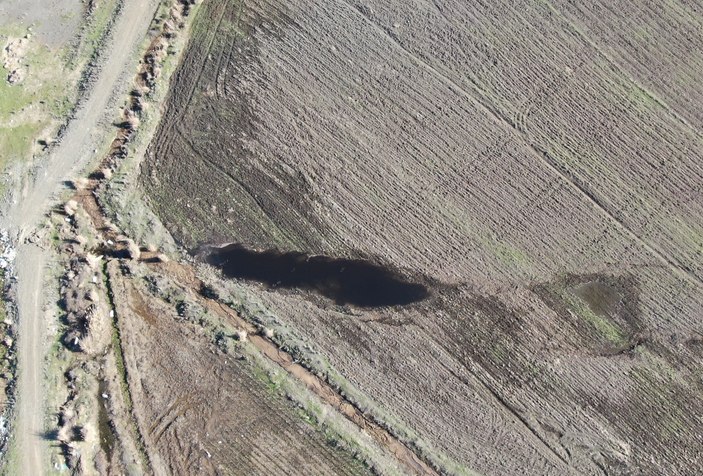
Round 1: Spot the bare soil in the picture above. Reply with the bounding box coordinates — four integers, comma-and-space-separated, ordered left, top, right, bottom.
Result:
34, 2, 416, 474
138, 0, 703, 475
3, 0, 161, 473
106, 260, 373, 476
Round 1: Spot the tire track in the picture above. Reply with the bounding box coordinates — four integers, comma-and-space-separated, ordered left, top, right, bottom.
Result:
173, 128, 299, 244
540, 0, 703, 141
108, 254, 438, 474
69, 18, 440, 472
336, 1, 703, 471
157, 0, 230, 146
339, 0, 703, 291
436, 342, 573, 471
5, 1, 161, 474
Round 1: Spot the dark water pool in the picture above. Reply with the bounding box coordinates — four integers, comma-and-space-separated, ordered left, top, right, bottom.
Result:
572, 280, 621, 316
202, 244, 429, 307
97, 380, 116, 461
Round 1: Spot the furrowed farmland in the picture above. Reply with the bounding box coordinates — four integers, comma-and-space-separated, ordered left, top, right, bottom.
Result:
43, 0, 700, 474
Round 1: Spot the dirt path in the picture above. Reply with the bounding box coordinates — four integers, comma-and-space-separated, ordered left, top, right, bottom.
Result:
13, 243, 44, 476
3, 1, 159, 473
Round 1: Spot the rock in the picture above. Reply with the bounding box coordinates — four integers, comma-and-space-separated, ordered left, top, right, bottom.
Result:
124, 239, 141, 260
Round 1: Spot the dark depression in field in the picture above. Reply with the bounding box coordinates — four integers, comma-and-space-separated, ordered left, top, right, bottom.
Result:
202, 244, 429, 307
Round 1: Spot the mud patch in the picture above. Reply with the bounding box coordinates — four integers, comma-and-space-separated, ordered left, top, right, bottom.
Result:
533, 273, 644, 356
426, 286, 536, 387
572, 280, 621, 317
201, 244, 429, 307
97, 380, 117, 462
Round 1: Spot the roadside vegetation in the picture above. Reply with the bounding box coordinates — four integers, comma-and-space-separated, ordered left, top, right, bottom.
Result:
0, 0, 120, 178
0, 0, 122, 471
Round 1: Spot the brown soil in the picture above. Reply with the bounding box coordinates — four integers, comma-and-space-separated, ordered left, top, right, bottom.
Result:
74, 187, 437, 474
73, 156, 435, 474
106, 260, 372, 476
136, 0, 703, 475
51, 1, 433, 473
63, 164, 388, 474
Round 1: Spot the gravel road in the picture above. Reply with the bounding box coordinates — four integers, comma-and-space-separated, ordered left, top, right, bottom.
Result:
2, 1, 159, 473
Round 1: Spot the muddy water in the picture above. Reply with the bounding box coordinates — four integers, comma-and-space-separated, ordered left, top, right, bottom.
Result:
97, 380, 117, 461
202, 244, 429, 307
572, 280, 621, 316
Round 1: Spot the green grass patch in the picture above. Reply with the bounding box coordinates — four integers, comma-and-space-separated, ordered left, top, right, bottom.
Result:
0, 31, 72, 170
0, 122, 45, 163
492, 240, 530, 267
66, 0, 120, 68
559, 288, 625, 345
0, 0, 119, 173
0, 75, 31, 118
477, 233, 532, 271
101, 264, 134, 413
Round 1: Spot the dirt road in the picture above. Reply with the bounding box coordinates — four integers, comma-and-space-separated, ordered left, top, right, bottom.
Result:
3, 1, 159, 473
12, 244, 44, 475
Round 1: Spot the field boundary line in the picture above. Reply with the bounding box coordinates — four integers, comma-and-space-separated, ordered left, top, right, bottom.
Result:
103, 262, 153, 471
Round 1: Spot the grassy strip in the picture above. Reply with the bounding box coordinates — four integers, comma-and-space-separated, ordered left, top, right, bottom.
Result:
101, 262, 151, 470
67, 0, 122, 69
213, 282, 477, 476
245, 344, 383, 475
97, 0, 206, 255
557, 287, 626, 346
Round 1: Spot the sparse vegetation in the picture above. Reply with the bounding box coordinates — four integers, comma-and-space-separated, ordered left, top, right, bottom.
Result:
0, 0, 119, 175
130, 0, 703, 473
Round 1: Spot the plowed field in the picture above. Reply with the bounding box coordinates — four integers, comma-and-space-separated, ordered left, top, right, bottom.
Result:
141, 0, 703, 474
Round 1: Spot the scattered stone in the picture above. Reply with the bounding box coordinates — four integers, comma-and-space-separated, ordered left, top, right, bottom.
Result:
71, 177, 89, 190
64, 200, 78, 216
124, 239, 141, 260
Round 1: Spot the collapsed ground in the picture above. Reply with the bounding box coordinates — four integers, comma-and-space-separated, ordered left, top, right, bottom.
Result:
136, 0, 703, 474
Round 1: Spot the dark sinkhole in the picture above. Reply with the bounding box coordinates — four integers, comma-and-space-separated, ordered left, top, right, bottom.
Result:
201, 244, 430, 307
